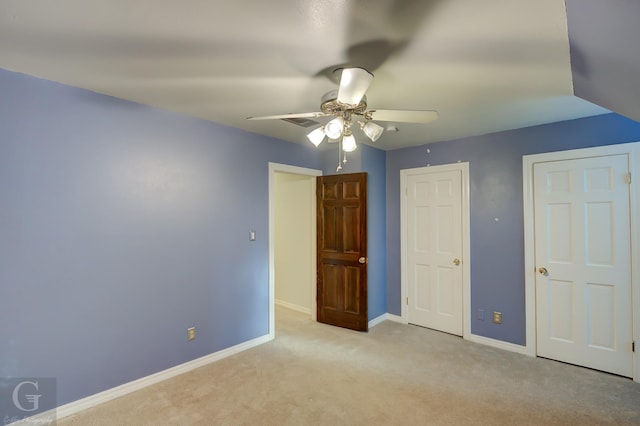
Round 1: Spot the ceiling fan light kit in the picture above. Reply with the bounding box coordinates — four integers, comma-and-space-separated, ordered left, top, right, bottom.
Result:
361, 121, 384, 142
306, 127, 326, 147
342, 131, 357, 152
324, 117, 344, 139
247, 67, 438, 171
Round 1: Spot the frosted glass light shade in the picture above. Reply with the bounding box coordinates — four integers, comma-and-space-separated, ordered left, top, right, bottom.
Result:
306, 127, 325, 146
324, 117, 344, 139
342, 133, 357, 152
362, 121, 384, 142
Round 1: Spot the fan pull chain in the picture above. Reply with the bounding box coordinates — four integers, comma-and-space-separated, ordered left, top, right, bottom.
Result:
336, 138, 343, 172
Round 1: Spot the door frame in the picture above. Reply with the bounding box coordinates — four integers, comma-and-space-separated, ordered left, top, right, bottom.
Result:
522, 142, 640, 383
268, 162, 322, 339
400, 162, 471, 339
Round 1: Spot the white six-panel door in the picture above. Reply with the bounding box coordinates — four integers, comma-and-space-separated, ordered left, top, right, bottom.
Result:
406, 169, 463, 335
533, 154, 633, 377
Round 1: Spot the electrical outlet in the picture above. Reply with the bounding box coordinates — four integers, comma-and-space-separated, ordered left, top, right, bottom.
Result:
492, 311, 502, 324
477, 309, 485, 321
187, 327, 196, 341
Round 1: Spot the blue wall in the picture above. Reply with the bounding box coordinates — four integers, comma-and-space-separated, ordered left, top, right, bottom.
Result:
361, 144, 387, 320
566, 0, 640, 123
386, 113, 640, 345
0, 68, 325, 405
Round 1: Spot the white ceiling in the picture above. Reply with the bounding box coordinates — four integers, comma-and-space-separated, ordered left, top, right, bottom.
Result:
0, 0, 610, 151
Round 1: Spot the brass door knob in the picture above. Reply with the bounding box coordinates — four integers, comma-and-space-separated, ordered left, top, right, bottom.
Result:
359, 257, 367, 264
538, 267, 548, 276
453, 258, 461, 266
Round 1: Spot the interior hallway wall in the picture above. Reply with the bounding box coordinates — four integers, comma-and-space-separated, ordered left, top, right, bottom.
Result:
274, 172, 314, 314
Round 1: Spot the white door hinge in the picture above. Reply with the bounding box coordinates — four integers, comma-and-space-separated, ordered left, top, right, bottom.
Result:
406, 297, 409, 305
625, 172, 631, 184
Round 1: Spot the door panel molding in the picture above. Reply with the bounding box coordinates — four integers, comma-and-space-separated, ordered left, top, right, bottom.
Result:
400, 162, 471, 339
317, 172, 368, 331
268, 163, 322, 339
522, 142, 640, 382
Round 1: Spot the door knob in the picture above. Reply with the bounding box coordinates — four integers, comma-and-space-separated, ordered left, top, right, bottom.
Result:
453, 258, 461, 266
538, 267, 548, 276
359, 257, 367, 264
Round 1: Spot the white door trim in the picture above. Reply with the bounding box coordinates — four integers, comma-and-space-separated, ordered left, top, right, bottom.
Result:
400, 162, 471, 340
522, 142, 640, 382
268, 163, 322, 339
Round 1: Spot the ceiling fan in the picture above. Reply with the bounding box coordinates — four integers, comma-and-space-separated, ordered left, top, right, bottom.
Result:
247, 67, 438, 171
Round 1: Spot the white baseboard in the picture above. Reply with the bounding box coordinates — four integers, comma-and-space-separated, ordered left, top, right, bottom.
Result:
368, 313, 387, 328
388, 313, 527, 356
19, 334, 272, 425
275, 299, 311, 315
385, 313, 405, 324
371, 312, 527, 356
369, 313, 405, 328
466, 333, 529, 356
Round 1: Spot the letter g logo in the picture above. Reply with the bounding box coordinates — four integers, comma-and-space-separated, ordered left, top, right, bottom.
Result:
12, 380, 42, 412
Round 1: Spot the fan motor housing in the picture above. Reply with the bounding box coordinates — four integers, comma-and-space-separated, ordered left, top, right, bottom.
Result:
320, 90, 368, 115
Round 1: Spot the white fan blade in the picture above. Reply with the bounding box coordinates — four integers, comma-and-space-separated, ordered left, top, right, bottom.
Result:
368, 109, 439, 123
247, 112, 327, 120
337, 68, 374, 106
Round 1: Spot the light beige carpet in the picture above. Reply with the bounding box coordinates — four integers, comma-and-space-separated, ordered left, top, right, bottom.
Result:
59, 307, 640, 425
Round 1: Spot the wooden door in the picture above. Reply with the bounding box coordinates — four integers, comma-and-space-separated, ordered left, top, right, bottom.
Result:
406, 168, 463, 335
534, 154, 633, 377
316, 172, 368, 331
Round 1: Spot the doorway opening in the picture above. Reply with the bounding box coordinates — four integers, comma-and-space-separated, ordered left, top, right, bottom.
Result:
268, 163, 322, 339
